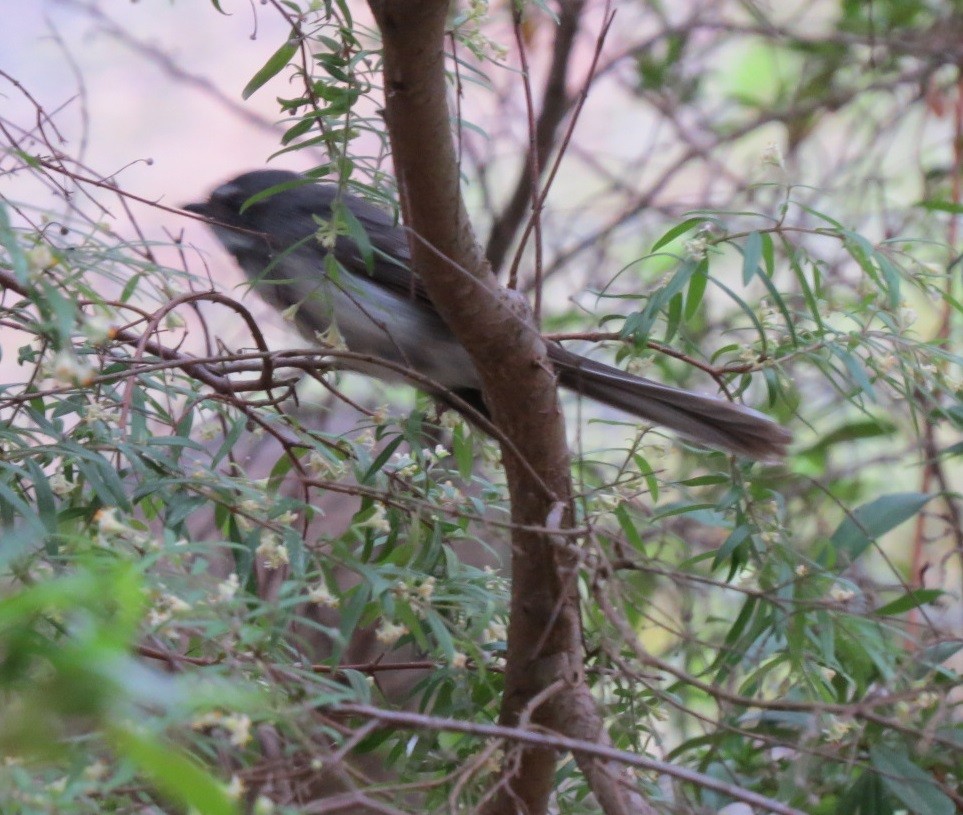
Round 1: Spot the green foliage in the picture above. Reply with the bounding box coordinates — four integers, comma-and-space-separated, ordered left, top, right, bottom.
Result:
2, 0, 963, 813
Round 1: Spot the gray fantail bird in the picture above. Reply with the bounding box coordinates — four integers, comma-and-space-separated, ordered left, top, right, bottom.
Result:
184, 170, 791, 459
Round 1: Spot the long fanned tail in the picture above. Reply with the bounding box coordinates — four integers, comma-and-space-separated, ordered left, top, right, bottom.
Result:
549, 347, 791, 459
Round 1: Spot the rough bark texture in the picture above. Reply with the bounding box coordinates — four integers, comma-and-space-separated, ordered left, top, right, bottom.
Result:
366, 3, 639, 813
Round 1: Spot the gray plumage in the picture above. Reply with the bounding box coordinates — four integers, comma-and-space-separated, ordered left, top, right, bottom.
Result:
185, 170, 791, 459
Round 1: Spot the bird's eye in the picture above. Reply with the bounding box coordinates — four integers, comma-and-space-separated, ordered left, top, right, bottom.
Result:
211, 182, 249, 210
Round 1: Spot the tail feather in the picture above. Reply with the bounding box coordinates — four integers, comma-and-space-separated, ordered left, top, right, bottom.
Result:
549, 347, 791, 459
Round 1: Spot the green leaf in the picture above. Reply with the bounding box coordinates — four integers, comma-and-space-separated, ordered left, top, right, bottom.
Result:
874, 251, 902, 309
109, 726, 238, 815
614, 502, 644, 552
281, 115, 316, 146
869, 744, 954, 815
830, 493, 933, 561
785, 241, 824, 332
622, 259, 701, 342
0, 465, 46, 536
760, 230, 775, 276
632, 453, 659, 504
424, 609, 455, 661
800, 418, 896, 457
211, 418, 248, 468
452, 423, 474, 480
916, 199, 963, 214
873, 588, 943, 616
360, 434, 404, 485
683, 259, 708, 320
663, 291, 682, 344
0, 203, 29, 283
24, 458, 57, 534
650, 217, 705, 252
828, 345, 875, 399
836, 769, 890, 815
709, 277, 769, 355
754, 262, 797, 344
678, 474, 728, 487
242, 32, 299, 100
742, 231, 763, 285
336, 199, 376, 272
712, 523, 750, 571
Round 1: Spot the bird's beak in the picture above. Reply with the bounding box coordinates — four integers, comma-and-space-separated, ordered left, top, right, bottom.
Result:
182, 202, 210, 217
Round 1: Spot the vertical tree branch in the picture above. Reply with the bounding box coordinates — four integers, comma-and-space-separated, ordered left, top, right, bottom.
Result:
365, 3, 642, 814
485, 0, 586, 276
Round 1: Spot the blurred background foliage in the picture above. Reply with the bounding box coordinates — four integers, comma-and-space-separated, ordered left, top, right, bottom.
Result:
0, 0, 961, 813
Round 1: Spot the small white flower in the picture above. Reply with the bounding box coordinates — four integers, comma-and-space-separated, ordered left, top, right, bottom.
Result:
275, 510, 298, 526
484, 747, 504, 775
225, 775, 245, 799
147, 592, 191, 628
84, 400, 117, 423
438, 481, 463, 507
82, 313, 115, 345
877, 354, 897, 373
83, 760, 109, 781
762, 141, 784, 169
357, 505, 390, 534
822, 716, 855, 742
48, 349, 95, 387
391, 452, 418, 476
415, 576, 436, 600
223, 713, 253, 747
49, 472, 74, 496
371, 404, 389, 425
256, 534, 289, 569
829, 583, 855, 603
916, 691, 939, 709
451, 651, 468, 669
281, 303, 300, 322
683, 234, 709, 261
95, 507, 133, 536
316, 222, 338, 250
376, 621, 407, 645
165, 593, 192, 614
315, 324, 347, 351
596, 492, 621, 512
198, 422, 221, 441
439, 411, 464, 430
237, 498, 262, 516
306, 451, 346, 479
253, 795, 275, 815
26, 244, 55, 273
216, 573, 240, 601
308, 583, 340, 608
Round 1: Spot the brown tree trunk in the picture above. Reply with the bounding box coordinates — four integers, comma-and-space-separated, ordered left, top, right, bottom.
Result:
366, 3, 643, 813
